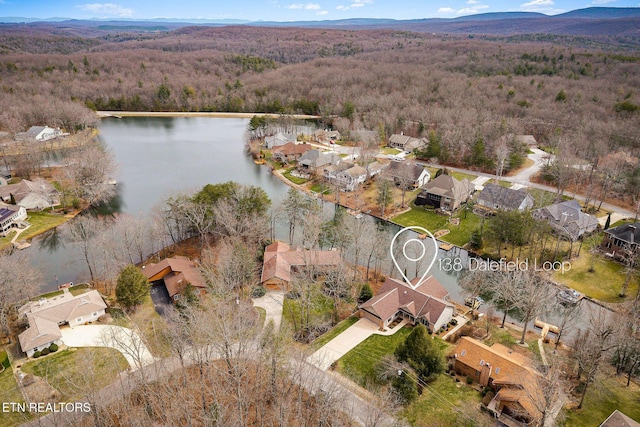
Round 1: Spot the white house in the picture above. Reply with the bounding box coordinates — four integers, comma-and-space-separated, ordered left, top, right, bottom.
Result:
18, 290, 107, 357
16, 126, 64, 142
0, 203, 27, 236
264, 132, 296, 149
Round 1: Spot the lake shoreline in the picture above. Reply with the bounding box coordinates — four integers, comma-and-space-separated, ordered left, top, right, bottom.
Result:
96, 111, 321, 120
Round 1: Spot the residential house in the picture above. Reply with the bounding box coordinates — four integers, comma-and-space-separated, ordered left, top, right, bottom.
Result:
314, 129, 341, 144
143, 256, 207, 303
297, 149, 341, 175
324, 162, 367, 192
599, 410, 640, 427
359, 277, 454, 332
532, 200, 598, 241
415, 174, 474, 212
15, 126, 64, 142
264, 132, 296, 149
384, 160, 431, 189
476, 183, 534, 213
272, 142, 312, 163
0, 179, 61, 210
366, 160, 388, 178
388, 134, 427, 153
452, 337, 545, 426
18, 290, 107, 357
260, 241, 341, 289
601, 222, 640, 259
0, 203, 27, 236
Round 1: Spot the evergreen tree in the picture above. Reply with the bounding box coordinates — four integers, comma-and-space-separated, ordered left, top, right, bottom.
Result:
392, 370, 418, 404
116, 264, 149, 312
358, 283, 373, 303
395, 324, 444, 382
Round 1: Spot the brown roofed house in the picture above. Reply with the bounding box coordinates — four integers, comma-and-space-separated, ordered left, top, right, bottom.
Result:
260, 241, 341, 289
359, 277, 454, 332
143, 256, 207, 303
272, 142, 312, 163
452, 337, 545, 426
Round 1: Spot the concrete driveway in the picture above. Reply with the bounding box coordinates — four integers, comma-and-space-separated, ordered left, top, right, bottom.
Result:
512, 148, 553, 183
252, 290, 285, 331
60, 325, 155, 371
307, 318, 408, 371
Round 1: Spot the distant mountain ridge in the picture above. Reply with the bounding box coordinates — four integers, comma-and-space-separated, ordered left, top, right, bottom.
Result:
1, 7, 639, 37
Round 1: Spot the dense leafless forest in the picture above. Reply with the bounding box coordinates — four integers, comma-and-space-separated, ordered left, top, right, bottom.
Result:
1, 24, 639, 191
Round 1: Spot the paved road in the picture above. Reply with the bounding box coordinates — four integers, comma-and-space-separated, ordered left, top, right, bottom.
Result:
23, 340, 396, 427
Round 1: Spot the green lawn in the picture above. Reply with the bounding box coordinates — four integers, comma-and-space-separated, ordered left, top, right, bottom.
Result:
552, 254, 639, 303
282, 293, 335, 333
311, 316, 359, 350
381, 147, 401, 155
283, 168, 309, 185
392, 206, 482, 247
402, 374, 487, 427
0, 351, 32, 427
0, 211, 70, 249
563, 376, 640, 427
336, 327, 412, 386
449, 171, 478, 182
310, 183, 332, 195
20, 347, 129, 401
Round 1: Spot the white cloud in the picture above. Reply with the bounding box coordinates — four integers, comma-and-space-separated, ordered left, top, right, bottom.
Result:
467, 0, 479, 4
317, 10, 328, 15
289, 3, 321, 10
437, 7, 456, 13
336, 0, 372, 11
456, 7, 481, 14
520, 0, 556, 11
76, 3, 134, 17
591, 0, 616, 3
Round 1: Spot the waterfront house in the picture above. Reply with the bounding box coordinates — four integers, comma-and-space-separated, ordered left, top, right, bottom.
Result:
264, 132, 296, 149
384, 160, 431, 189
297, 150, 341, 175
0, 203, 27, 236
601, 222, 640, 259
143, 256, 207, 303
415, 174, 473, 212
0, 179, 61, 210
477, 183, 534, 213
272, 142, 312, 163
532, 200, 598, 241
18, 290, 107, 357
359, 277, 454, 331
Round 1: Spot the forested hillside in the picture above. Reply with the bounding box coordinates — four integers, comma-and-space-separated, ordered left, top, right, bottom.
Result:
0, 24, 639, 199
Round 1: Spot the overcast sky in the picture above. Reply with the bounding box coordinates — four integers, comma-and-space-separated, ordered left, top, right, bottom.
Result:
1, 0, 638, 21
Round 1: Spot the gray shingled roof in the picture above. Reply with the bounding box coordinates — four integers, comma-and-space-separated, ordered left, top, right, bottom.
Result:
478, 183, 532, 211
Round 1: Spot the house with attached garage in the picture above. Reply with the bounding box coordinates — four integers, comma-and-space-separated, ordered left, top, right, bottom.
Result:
532, 199, 598, 241
0, 178, 61, 210
297, 149, 341, 175
18, 289, 107, 357
359, 276, 454, 332
601, 222, 640, 260
452, 337, 545, 427
388, 133, 427, 153
272, 142, 312, 163
142, 256, 207, 303
476, 183, 534, 214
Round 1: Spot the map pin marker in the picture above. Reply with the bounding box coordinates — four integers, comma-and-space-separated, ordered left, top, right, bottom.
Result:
390, 226, 439, 290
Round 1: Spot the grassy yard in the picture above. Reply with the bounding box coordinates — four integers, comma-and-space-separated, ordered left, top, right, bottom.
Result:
563, 375, 640, 427
20, 347, 129, 401
0, 350, 32, 427
310, 182, 332, 195
0, 211, 70, 249
283, 168, 309, 185
552, 253, 639, 303
282, 292, 335, 333
392, 206, 482, 247
336, 326, 412, 386
311, 316, 359, 350
402, 374, 487, 427
449, 171, 478, 183
28, 283, 91, 301
129, 294, 172, 357
380, 147, 401, 155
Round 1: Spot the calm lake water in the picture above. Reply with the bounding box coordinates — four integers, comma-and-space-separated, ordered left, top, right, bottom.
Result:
25, 116, 588, 337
